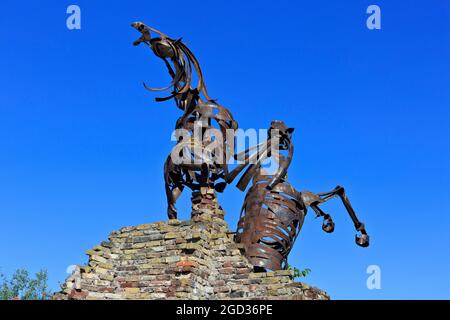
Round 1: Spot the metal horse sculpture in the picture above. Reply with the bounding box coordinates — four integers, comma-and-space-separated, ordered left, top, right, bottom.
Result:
132, 22, 238, 219
132, 23, 369, 272
232, 120, 369, 271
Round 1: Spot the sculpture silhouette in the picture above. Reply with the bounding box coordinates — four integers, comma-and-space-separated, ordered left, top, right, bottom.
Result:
232, 121, 369, 271
132, 23, 369, 272
132, 22, 238, 219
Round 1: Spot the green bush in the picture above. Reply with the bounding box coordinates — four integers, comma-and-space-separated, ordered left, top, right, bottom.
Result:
0, 268, 52, 300
287, 265, 311, 280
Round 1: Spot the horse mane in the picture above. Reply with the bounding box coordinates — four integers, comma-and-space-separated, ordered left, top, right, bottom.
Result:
142, 35, 212, 103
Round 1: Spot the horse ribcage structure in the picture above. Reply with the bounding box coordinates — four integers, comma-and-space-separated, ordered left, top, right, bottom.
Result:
235, 175, 306, 271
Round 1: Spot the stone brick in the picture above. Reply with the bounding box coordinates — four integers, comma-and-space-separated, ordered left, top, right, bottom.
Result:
164, 232, 178, 239
68, 289, 88, 299
91, 255, 108, 264
124, 287, 140, 294
168, 219, 181, 226
54, 211, 329, 301
165, 256, 180, 263
136, 223, 153, 230
134, 235, 162, 243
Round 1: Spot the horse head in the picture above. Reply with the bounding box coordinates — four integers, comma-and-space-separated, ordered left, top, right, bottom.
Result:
131, 22, 211, 107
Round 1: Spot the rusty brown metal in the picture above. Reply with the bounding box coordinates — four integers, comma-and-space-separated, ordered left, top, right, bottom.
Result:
132, 22, 238, 219
234, 121, 369, 271
132, 23, 369, 272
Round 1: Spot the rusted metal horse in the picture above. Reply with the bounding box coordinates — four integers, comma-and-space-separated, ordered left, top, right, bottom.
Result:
131, 22, 238, 219
132, 24, 369, 272
231, 120, 369, 271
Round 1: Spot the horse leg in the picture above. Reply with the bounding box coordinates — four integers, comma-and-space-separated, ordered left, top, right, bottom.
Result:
165, 181, 184, 219
164, 157, 184, 219
331, 186, 369, 247
310, 203, 335, 233
302, 186, 369, 247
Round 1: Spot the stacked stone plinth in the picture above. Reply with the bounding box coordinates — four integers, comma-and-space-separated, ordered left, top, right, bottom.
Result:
191, 187, 224, 220
54, 210, 329, 300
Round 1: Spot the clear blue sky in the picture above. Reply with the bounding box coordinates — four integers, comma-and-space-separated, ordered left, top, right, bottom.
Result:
1, 0, 449, 299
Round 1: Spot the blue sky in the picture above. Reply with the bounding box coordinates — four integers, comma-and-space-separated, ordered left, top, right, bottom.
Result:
0, 0, 449, 299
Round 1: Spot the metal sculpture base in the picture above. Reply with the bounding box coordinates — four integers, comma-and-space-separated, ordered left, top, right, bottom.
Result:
191, 187, 225, 220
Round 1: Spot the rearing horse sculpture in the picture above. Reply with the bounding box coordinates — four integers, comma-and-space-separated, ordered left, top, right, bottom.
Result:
232, 120, 369, 271
132, 22, 238, 219
132, 23, 369, 272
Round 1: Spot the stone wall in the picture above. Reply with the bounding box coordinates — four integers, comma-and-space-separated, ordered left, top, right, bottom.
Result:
54, 211, 329, 300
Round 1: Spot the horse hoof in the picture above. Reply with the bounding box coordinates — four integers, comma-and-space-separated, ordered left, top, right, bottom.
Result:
356, 233, 369, 247
168, 209, 178, 220
322, 219, 335, 233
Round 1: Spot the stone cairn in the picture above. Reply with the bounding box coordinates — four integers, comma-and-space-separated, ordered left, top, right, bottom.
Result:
54, 189, 329, 300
